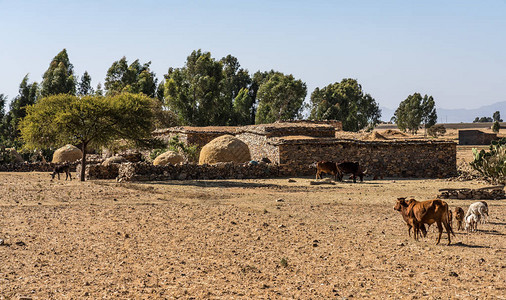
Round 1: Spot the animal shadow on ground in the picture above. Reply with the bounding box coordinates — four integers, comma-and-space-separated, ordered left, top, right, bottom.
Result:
450, 242, 491, 249
488, 221, 506, 226
477, 229, 505, 236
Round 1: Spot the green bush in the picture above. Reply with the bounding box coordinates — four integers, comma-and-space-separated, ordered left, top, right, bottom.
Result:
0, 146, 16, 164
149, 135, 199, 163
427, 124, 446, 137
470, 138, 506, 184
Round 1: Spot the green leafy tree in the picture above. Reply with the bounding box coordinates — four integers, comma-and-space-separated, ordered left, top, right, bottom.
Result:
2, 75, 39, 146
41, 49, 76, 96
78, 71, 94, 96
164, 50, 223, 126
20, 93, 155, 181
473, 116, 493, 123
309, 78, 381, 131
493, 111, 502, 122
255, 72, 307, 124
392, 93, 437, 134
492, 121, 500, 133
105, 57, 157, 97
220, 55, 252, 125
95, 83, 104, 96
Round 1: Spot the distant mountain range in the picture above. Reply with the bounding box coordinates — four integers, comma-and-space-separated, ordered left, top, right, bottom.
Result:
380, 101, 506, 123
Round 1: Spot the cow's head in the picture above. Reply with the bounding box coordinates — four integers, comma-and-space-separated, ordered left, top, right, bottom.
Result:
394, 197, 408, 211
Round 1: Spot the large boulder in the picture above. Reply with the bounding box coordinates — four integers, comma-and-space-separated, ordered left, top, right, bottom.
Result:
102, 155, 128, 166
52, 144, 82, 163
5, 148, 24, 163
199, 135, 251, 165
153, 151, 184, 166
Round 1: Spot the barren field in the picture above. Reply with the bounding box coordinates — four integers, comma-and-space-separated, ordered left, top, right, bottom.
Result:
0, 152, 505, 298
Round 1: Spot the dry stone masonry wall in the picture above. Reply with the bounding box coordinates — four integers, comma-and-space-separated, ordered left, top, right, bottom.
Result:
274, 139, 457, 178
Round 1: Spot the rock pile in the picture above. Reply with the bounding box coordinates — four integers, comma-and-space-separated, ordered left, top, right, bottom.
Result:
438, 186, 505, 200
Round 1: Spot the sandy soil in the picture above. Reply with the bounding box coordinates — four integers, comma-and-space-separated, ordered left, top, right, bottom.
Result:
0, 148, 505, 299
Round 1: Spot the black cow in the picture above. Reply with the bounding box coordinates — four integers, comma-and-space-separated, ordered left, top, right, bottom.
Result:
336, 161, 365, 183
51, 164, 72, 181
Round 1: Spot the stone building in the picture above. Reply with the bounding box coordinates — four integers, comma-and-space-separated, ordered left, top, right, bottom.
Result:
458, 130, 498, 145
153, 122, 457, 178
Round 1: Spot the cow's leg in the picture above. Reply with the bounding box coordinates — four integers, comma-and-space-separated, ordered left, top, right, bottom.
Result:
316, 171, 320, 180
69, 171, 72, 181
57, 173, 60, 180
407, 225, 411, 237
352, 174, 356, 183
443, 221, 452, 245
435, 221, 443, 245
421, 224, 427, 237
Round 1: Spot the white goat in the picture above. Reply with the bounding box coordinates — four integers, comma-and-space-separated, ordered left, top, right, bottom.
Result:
465, 213, 480, 232
465, 201, 489, 224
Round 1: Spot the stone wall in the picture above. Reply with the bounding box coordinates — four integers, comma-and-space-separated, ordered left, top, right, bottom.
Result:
273, 138, 457, 178
0, 162, 78, 172
153, 127, 238, 148
235, 132, 279, 163
76, 163, 120, 180
117, 162, 279, 182
458, 130, 498, 145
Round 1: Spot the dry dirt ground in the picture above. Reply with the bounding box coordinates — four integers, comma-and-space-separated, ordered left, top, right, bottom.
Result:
1, 156, 505, 299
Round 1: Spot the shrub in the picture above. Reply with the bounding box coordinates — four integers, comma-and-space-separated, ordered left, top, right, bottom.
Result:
427, 124, 446, 137
492, 121, 500, 133
0, 146, 16, 164
470, 138, 506, 184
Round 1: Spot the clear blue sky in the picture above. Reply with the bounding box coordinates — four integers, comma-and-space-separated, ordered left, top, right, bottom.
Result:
1, 0, 505, 116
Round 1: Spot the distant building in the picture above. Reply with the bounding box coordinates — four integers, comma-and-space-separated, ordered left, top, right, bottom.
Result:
458, 130, 498, 145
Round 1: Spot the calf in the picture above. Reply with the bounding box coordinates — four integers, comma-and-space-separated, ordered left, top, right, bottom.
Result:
394, 198, 427, 238
465, 201, 488, 224
51, 164, 72, 181
407, 198, 455, 245
454, 207, 465, 231
315, 161, 342, 181
336, 161, 365, 183
465, 213, 480, 233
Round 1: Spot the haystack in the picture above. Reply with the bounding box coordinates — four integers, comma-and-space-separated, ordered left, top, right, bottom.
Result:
364, 131, 388, 141
5, 148, 24, 163
199, 135, 251, 165
381, 129, 408, 138
52, 144, 82, 163
102, 155, 128, 166
153, 151, 184, 166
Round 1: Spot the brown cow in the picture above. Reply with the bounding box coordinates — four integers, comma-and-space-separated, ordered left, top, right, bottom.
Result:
394, 198, 427, 238
454, 207, 465, 231
315, 161, 342, 181
407, 198, 455, 245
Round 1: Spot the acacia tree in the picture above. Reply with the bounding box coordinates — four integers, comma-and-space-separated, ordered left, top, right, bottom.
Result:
255, 72, 307, 124
309, 78, 381, 131
20, 93, 155, 181
392, 93, 437, 134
